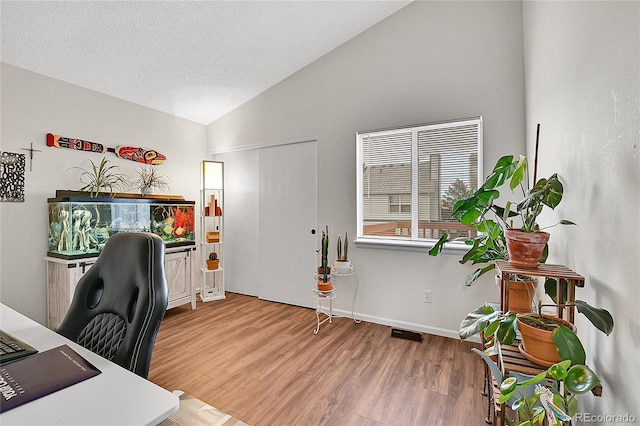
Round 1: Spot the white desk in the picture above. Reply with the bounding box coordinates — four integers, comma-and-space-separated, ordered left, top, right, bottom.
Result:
0, 303, 178, 425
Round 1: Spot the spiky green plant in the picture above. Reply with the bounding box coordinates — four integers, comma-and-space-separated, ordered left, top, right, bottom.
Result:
321, 225, 329, 282
135, 165, 169, 194
337, 232, 349, 261
342, 232, 348, 261
72, 157, 129, 197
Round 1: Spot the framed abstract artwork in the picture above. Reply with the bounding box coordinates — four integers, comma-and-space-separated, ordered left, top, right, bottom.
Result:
0, 152, 26, 202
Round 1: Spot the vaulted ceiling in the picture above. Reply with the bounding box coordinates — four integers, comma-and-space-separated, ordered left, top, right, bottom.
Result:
1, 1, 411, 124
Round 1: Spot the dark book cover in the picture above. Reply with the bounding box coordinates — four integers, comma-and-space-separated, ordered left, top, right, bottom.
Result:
0, 344, 101, 413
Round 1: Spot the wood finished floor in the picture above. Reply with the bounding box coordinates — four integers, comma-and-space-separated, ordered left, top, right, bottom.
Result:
149, 292, 488, 426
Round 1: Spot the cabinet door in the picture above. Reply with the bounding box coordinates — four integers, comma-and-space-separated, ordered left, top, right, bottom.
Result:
165, 251, 189, 301
46, 260, 95, 329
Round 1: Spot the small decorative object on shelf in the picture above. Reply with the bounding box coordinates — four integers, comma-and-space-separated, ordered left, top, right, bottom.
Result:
200, 160, 225, 302
206, 231, 220, 243
206, 252, 219, 270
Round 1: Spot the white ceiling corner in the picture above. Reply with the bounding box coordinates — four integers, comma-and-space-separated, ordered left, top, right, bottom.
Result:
1, 0, 411, 125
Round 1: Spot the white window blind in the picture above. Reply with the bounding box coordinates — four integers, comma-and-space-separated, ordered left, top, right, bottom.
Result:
357, 117, 482, 247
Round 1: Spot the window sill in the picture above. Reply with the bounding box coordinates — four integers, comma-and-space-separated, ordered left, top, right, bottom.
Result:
354, 237, 470, 253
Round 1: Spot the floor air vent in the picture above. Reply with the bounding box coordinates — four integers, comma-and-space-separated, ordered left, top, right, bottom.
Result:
390, 328, 423, 342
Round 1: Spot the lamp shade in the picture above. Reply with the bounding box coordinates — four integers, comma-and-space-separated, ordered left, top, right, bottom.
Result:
202, 161, 223, 189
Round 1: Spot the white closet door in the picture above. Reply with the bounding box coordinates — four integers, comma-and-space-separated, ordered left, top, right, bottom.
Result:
214, 140, 317, 307
257, 141, 317, 307
214, 149, 259, 296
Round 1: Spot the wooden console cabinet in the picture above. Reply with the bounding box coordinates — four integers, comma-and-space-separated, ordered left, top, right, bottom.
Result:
45, 246, 196, 329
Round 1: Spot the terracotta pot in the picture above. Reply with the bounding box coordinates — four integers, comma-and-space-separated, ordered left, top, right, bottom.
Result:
517, 314, 576, 367
317, 266, 331, 275
317, 280, 333, 292
496, 275, 537, 314
505, 229, 550, 268
206, 259, 219, 270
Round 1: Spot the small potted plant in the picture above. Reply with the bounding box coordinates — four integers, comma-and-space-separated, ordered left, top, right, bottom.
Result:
460, 291, 613, 367
134, 165, 169, 195
206, 252, 219, 270
71, 156, 129, 197
334, 231, 350, 272
317, 226, 332, 291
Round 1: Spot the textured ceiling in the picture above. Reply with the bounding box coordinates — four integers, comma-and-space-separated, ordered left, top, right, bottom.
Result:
1, 1, 411, 124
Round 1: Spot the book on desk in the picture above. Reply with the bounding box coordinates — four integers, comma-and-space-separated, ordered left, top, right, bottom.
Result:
0, 344, 101, 413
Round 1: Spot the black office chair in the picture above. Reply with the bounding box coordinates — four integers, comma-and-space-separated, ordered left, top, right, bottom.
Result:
57, 232, 168, 378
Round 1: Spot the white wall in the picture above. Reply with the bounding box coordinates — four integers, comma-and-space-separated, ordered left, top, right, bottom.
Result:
523, 0, 640, 421
207, 1, 526, 336
0, 63, 207, 324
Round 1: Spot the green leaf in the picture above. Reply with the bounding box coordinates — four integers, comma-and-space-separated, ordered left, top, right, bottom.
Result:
544, 278, 568, 304
573, 300, 614, 335
547, 360, 571, 380
566, 392, 579, 416
459, 305, 499, 340
532, 407, 546, 424
464, 264, 495, 286
498, 390, 515, 404
496, 315, 518, 345
542, 174, 564, 208
483, 319, 500, 338
517, 370, 547, 387
428, 234, 449, 256
500, 377, 518, 394
553, 325, 586, 365
511, 397, 524, 411
565, 365, 600, 395
510, 156, 527, 190
539, 242, 549, 263
483, 155, 515, 189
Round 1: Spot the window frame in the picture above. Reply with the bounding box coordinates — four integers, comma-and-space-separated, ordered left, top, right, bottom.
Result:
355, 116, 483, 251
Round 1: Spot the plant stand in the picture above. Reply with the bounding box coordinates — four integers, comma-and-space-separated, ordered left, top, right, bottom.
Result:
312, 287, 336, 335
496, 260, 584, 322
331, 265, 361, 325
487, 261, 601, 426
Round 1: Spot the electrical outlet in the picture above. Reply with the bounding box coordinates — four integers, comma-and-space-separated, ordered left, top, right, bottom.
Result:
423, 290, 432, 303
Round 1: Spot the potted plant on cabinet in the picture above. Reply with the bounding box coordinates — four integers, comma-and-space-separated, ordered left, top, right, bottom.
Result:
334, 232, 350, 272
71, 156, 129, 197
134, 165, 169, 195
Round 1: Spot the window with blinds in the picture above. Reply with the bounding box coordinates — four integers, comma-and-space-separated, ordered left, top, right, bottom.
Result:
356, 117, 482, 246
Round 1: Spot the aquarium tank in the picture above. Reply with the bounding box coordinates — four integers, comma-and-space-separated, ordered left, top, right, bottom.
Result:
48, 190, 195, 259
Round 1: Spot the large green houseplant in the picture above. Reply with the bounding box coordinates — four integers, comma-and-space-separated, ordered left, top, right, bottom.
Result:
429, 154, 574, 284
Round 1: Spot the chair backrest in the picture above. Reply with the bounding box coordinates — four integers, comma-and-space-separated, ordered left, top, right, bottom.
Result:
57, 232, 168, 378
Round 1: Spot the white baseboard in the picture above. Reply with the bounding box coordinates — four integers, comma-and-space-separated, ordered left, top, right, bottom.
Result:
330, 307, 482, 344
